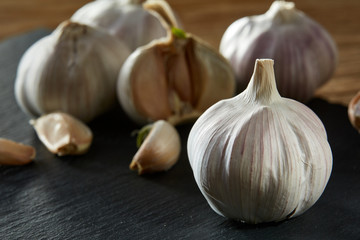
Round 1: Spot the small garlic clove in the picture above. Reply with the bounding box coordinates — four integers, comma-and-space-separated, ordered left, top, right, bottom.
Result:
348, 91, 360, 132
130, 120, 181, 175
0, 138, 36, 165
30, 112, 93, 156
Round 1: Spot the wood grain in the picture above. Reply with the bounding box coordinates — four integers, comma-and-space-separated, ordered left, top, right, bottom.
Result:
0, 0, 359, 105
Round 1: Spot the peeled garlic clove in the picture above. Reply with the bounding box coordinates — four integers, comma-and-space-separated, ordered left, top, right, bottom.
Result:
118, 26, 236, 125
130, 120, 181, 174
348, 91, 360, 132
71, 0, 180, 51
187, 59, 333, 224
15, 20, 130, 123
220, 1, 338, 102
30, 112, 93, 156
0, 138, 36, 165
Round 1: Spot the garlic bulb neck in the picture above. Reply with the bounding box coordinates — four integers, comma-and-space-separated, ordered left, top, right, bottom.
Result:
144, 0, 179, 29
57, 21, 88, 40
244, 59, 281, 105
266, 1, 298, 23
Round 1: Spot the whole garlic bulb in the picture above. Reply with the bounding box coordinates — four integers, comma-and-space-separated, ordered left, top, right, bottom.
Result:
220, 1, 338, 102
187, 59, 332, 224
15, 20, 130, 123
71, 0, 179, 51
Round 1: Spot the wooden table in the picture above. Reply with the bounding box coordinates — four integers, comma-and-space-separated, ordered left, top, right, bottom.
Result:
1, 0, 359, 106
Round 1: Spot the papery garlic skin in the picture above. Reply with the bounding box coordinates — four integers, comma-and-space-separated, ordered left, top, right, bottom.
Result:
30, 112, 93, 156
117, 29, 236, 125
220, 1, 338, 102
130, 120, 180, 174
187, 59, 332, 224
15, 21, 130, 123
71, 0, 179, 51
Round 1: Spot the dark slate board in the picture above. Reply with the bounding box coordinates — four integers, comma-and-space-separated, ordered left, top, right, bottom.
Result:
0, 29, 359, 240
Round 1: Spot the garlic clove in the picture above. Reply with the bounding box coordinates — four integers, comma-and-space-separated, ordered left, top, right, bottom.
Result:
71, 0, 180, 51
348, 91, 360, 132
15, 20, 131, 123
187, 59, 332, 224
220, 1, 338, 102
30, 112, 93, 156
130, 120, 181, 175
0, 138, 36, 165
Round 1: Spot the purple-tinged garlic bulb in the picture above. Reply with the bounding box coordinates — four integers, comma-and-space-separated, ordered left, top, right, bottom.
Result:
187, 59, 333, 224
15, 21, 130, 123
220, 1, 338, 102
71, 0, 180, 51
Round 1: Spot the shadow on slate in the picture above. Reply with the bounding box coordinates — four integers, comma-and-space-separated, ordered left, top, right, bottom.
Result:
0, 29, 359, 240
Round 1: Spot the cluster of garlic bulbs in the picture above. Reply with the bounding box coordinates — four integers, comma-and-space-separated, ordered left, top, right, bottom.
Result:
15, 0, 182, 123
220, 1, 338, 102
187, 59, 333, 223
11, 0, 337, 225
13, 0, 183, 159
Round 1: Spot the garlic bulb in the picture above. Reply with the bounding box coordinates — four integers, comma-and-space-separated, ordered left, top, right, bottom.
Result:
30, 112, 93, 156
15, 20, 130, 123
220, 1, 338, 102
117, 26, 236, 125
130, 120, 181, 174
71, 0, 180, 51
187, 59, 332, 224
348, 91, 360, 133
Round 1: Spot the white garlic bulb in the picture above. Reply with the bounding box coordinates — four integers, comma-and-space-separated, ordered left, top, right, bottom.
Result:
71, 0, 179, 51
117, 26, 236, 125
15, 20, 130, 123
220, 1, 338, 102
187, 59, 332, 224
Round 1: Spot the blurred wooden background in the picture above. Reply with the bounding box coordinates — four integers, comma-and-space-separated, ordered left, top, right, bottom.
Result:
0, 0, 359, 106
